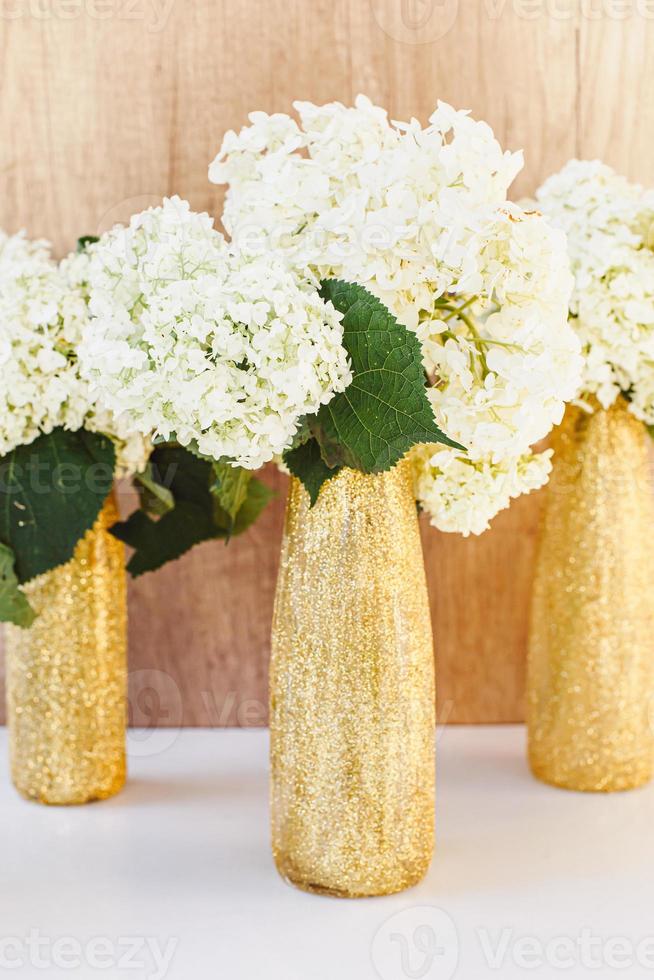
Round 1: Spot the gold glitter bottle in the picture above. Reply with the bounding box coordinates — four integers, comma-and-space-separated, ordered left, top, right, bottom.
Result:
528, 398, 654, 792
270, 459, 435, 897
5, 492, 127, 805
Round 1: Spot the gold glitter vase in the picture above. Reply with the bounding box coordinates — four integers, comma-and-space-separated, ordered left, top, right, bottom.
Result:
270, 460, 436, 897
5, 493, 127, 805
528, 398, 654, 792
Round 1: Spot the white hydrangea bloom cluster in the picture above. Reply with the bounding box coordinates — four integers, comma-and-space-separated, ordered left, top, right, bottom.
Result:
536, 159, 654, 421
411, 446, 553, 536
0, 231, 87, 455
78, 196, 351, 469
0, 230, 148, 475
211, 96, 582, 535
62, 250, 152, 476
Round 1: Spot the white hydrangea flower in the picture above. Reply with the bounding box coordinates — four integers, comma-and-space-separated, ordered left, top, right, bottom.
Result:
0, 231, 87, 456
61, 249, 151, 476
0, 230, 148, 475
536, 159, 654, 424
211, 95, 582, 533
411, 445, 553, 537
78, 196, 351, 470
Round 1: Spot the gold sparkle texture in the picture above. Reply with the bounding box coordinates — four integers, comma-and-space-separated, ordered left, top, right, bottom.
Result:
528, 398, 654, 792
270, 460, 436, 897
5, 492, 127, 805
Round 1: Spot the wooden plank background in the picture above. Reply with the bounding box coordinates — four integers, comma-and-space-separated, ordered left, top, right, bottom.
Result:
1, 0, 653, 726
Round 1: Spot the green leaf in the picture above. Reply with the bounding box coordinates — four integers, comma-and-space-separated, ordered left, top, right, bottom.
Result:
0, 543, 35, 628
156, 434, 214, 462
135, 463, 175, 517
112, 502, 217, 577
312, 279, 464, 473
0, 428, 116, 583
111, 445, 273, 576
214, 476, 275, 536
77, 235, 99, 252
283, 438, 342, 506
112, 446, 216, 576
211, 462, 252, 530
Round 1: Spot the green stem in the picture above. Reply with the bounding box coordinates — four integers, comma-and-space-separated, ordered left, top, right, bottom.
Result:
432, 296, 528, 371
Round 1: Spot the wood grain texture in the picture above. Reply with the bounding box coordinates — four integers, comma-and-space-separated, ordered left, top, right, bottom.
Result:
0, 0, 649, 725
577, 11, 654, 183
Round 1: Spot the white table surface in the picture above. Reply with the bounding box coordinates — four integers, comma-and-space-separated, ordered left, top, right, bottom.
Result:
2, 724, 654, 980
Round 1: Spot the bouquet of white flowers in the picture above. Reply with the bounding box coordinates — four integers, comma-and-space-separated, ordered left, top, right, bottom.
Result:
0, 230, 149, 625
79, 196, 458, 574
536, 159, 654, 421
210, 96, 583, 535
78, 196, 352, 469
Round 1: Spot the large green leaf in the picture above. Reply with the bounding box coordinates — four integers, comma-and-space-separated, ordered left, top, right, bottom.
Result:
0, 428, 116, 583
112, 446, 216, 576
283, 438, 342, 506
312, 280, 463, 472
0, 543, 35, 627
111, 446, 274, 576
112, 502, 217, 577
